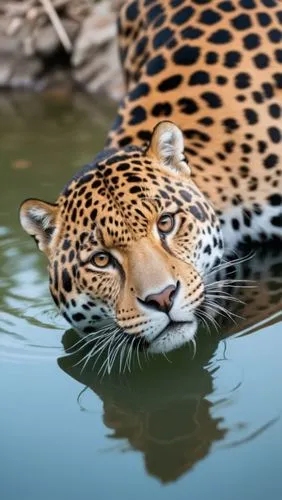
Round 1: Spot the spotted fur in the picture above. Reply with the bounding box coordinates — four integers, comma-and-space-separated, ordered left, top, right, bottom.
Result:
20, 0, 281, 353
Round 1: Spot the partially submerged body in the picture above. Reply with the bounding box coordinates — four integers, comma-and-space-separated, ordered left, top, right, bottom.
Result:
20, 0, 282, 353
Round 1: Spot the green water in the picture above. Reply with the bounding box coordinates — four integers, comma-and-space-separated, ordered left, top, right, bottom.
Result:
0, 92, 281, 500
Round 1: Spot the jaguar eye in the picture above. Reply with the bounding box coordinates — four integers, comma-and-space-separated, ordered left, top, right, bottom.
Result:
157, 213, 175, 234
91, 252, 111, 268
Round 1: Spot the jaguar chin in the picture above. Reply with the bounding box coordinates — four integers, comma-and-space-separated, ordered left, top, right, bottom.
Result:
146, 319, 198, 354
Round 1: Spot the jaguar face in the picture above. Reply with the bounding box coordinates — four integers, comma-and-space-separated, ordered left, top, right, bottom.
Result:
20, 122, 224, 353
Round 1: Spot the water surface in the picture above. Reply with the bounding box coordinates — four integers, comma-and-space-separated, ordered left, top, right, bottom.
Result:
0, 92, 281, 500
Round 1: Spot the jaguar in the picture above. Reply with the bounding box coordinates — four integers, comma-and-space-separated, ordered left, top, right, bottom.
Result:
20, 0, 282, 353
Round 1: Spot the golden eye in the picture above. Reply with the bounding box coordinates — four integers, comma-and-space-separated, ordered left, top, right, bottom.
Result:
157, 213, 175, 234
91, 252, 111, 268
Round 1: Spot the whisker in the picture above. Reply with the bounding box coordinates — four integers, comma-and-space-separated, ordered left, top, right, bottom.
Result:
190, 337, 197, 359
205, 293, 245, 305
106, 329, 121, 375
65, 333, 95, 352
124, 336, 135, 373
67, 335, 97, 356
205, 298, 244, 319
136, 337, 143, 370
161, 349, 172, 363
78, 342, 99, 374
105, 334, 121, 374
205, 279, 257, 289
197, 307, 221, 333
203, 301, 242, 324
65, 323, 118, 353
111, 334, 128, 371
108, 331, 128, 374
67, 329, 117, 356
206, 251, 255, 276
119, 342, 128, 374
93, 330, 121, 373
123, 343, 130, 374
195, 310, 212, 335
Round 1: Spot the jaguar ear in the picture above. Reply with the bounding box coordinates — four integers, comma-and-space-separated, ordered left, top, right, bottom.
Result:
147, 121, 191, 175
19, 199, 58, 253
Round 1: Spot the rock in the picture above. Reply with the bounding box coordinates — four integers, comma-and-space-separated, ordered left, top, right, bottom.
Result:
0, 18, 21, 54
0, 56, 12, 85
8, 57, 43, 88
34, 19, 79, 56
0, 0, 125, 98
0, 54, 42, 88
72, 0, 124, 100
0, 16, 43, 87
33, 23, 60, 56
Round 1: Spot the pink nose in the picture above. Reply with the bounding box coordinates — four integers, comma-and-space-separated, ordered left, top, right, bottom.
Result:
144, 284, 178, 313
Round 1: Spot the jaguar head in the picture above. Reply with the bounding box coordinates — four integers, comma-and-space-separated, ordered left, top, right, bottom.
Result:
20, 122, 223, 353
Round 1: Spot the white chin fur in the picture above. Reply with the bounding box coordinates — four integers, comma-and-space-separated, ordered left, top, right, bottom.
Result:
148, 319, 197, 354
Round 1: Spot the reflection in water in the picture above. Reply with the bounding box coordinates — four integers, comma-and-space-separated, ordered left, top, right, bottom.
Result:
59, 246, 282, 483
60, 332, 226, 483
0, 227, 65, 361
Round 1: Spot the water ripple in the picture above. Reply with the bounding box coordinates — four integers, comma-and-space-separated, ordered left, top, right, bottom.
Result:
0, 229, 67, 363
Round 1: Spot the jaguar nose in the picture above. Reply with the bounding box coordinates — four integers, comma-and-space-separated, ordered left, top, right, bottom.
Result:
143, 283, 179, 313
